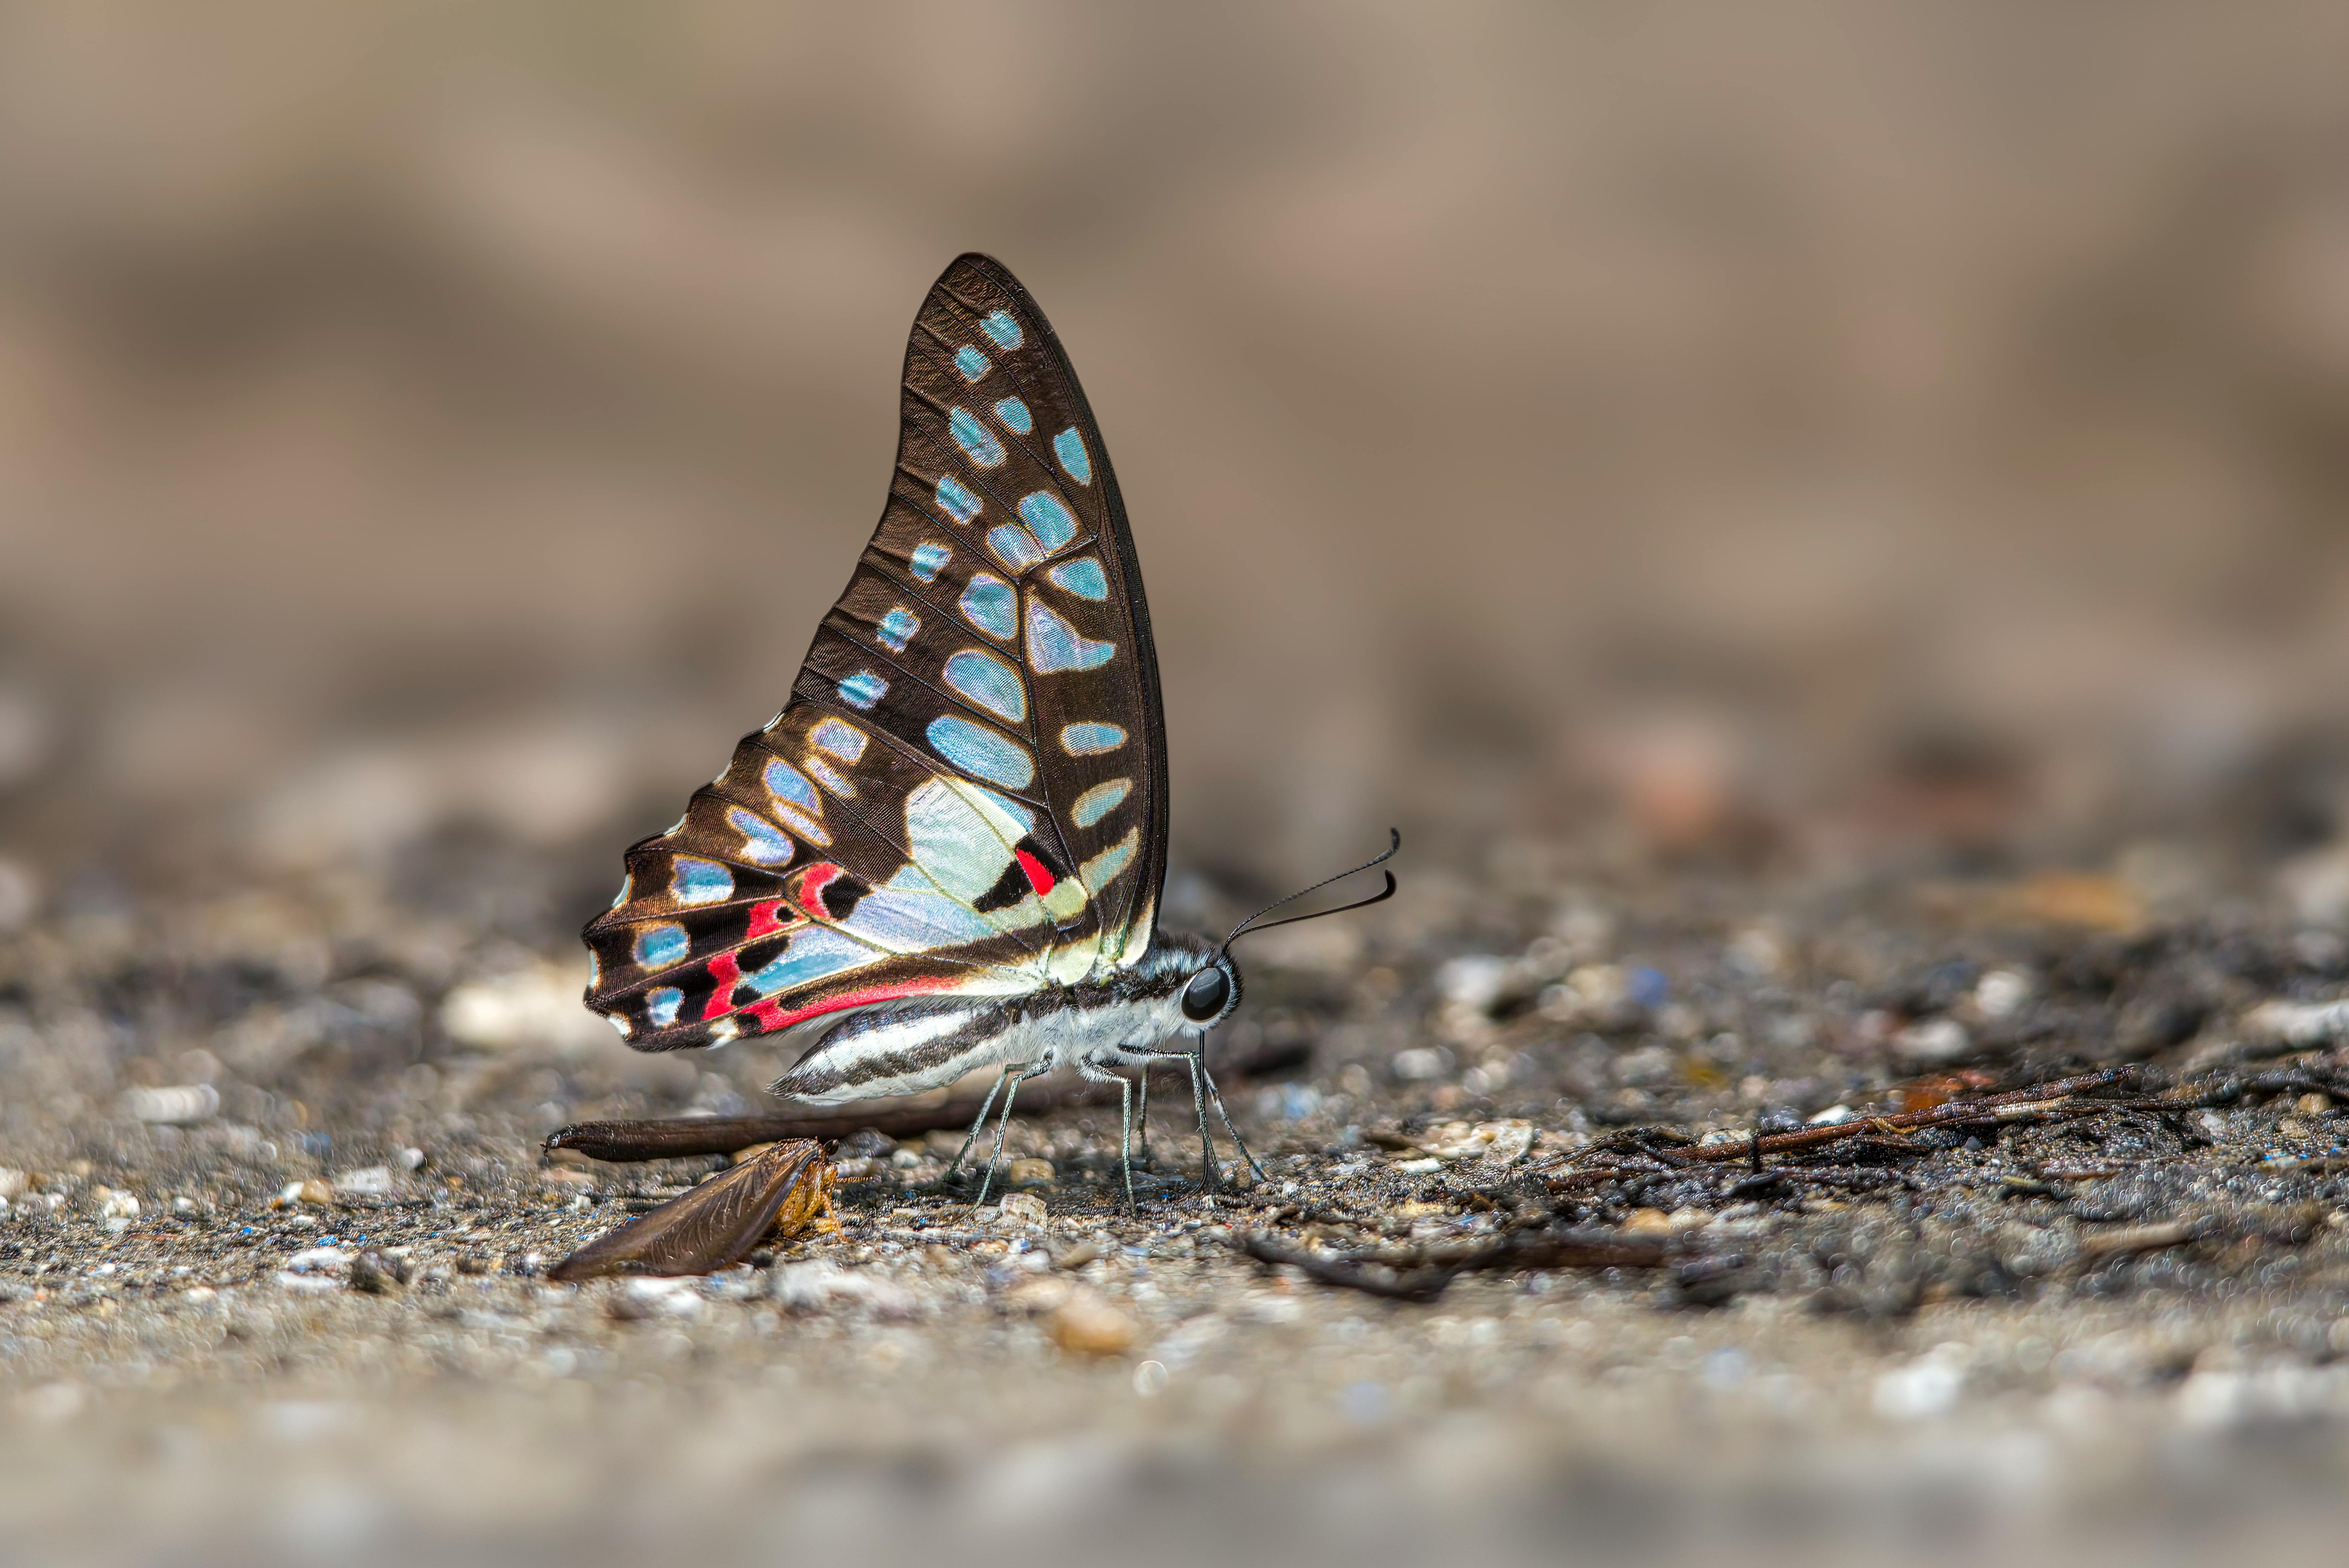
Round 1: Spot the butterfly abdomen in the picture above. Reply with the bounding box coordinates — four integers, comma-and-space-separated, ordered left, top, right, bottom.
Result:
770, 1002, 1022, 1104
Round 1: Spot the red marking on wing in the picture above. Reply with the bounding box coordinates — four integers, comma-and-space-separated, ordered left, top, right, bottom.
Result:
1014, 850, 1056, 898
701, 952, 744, 1020
747, 978, 965, 1035
745, 900, 795, 941
793, 863, 845, 918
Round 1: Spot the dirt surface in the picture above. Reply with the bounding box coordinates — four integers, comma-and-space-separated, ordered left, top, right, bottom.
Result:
7, 837, 2349, 1565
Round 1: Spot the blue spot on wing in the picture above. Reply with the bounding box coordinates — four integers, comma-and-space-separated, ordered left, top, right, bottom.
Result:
1017, 492, 1078, 551
1071, 778, 1131, 828
934, 476, 982, 525
986, 525, 1044, 573
992, 397, 1032, 434
1052, 429, 1092, 484
726, 807, 795, 866
837, 669, 888, 710
926, 715, 1035, 789
809, 719, 868, 762
764, 758, 821, 815
839, 885, 1001, 949
1024, 596, 1115, 672
671, 857, 734, 906
1060, 722, 1126, 755
647, 987, 684, 1028
980, 310, 1023, 350
745, 928, 873, 998
958, 573, 1017, 639
804, 757, 855, 798
634, 923, 689, 968
949, 408, 1005, 468
954, 345, 990, 381
1081, 826, 1138, 888
909, 540, 953, 581
942, 649, 1027, 723
1046, 558, 1108, 600
877, 606, 920, 652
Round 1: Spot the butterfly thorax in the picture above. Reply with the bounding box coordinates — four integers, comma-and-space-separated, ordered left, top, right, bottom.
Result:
769, 934, 1239, 1106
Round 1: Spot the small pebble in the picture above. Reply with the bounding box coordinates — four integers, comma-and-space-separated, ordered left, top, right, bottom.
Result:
349, 1251, 408, 1295
1891, 1017, 1972, 1067
121, 1084, 220, 1126
1872, 1344, 1970, 1420
1004, 1157, 1056, 1188
1005, 1275, 1074, 1313
610, 1278, 703, 1321
995, 1192, 1047, 1226
1047, 1289, 1138, 1357
16, 1383, 86, 1425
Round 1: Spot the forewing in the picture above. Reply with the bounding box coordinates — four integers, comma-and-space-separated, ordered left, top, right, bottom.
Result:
584, 254, 1166, 1050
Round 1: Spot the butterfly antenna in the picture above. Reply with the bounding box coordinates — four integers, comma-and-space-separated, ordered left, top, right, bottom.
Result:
1220, 829, 1401, 955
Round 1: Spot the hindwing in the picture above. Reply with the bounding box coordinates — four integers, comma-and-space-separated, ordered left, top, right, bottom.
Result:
584, 254, 1168, 1050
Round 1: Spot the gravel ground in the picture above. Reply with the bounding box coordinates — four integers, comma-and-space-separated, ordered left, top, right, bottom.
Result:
7, 835, 2349, 1565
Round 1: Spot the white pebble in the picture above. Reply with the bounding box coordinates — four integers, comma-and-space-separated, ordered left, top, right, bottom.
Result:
121, 1084, 219, 1126
284, 1246, 351, 1274
1873, 1345, 1970, 1420
1391, 1048, 1453, 1082
1891, 1017, 1972, 1066
1974, 969, 2031, 1018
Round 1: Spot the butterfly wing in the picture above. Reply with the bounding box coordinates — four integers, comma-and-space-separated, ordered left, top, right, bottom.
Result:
583, 254, 1167, 1051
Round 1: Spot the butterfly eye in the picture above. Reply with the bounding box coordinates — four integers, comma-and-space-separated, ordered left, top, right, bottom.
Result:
1180, 966, 1231, 1023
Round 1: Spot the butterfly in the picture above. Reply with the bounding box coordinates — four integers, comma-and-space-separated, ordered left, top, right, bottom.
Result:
580, 254, 1395, 1204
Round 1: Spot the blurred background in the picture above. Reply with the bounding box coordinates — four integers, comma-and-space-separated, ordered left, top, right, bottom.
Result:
12, 11, 2349, 1562
4, 0, 2349, 913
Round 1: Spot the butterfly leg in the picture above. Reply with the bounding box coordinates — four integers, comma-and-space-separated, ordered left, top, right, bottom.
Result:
940, 1066, 1015, 1187
1075, 1057, 1137, 1212
1135, 1060, 1154, 1169
969, 1061, 1047, 1212
1200, 1061, 1269, 1186
1182, 1048, 1223, 1195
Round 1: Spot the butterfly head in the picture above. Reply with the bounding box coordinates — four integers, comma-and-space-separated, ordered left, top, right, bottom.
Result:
1148, 830, 1403, 1040
1177, 947, 1242, 1032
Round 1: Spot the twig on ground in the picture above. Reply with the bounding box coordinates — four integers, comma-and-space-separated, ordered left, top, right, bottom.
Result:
2155, 1068, 2349, 1110
1232, 1224, 1674, 1302
2075, 1217, 2213, 1263
1234, 1233, 1457, 1301
1669, 1068, 2140, 1164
